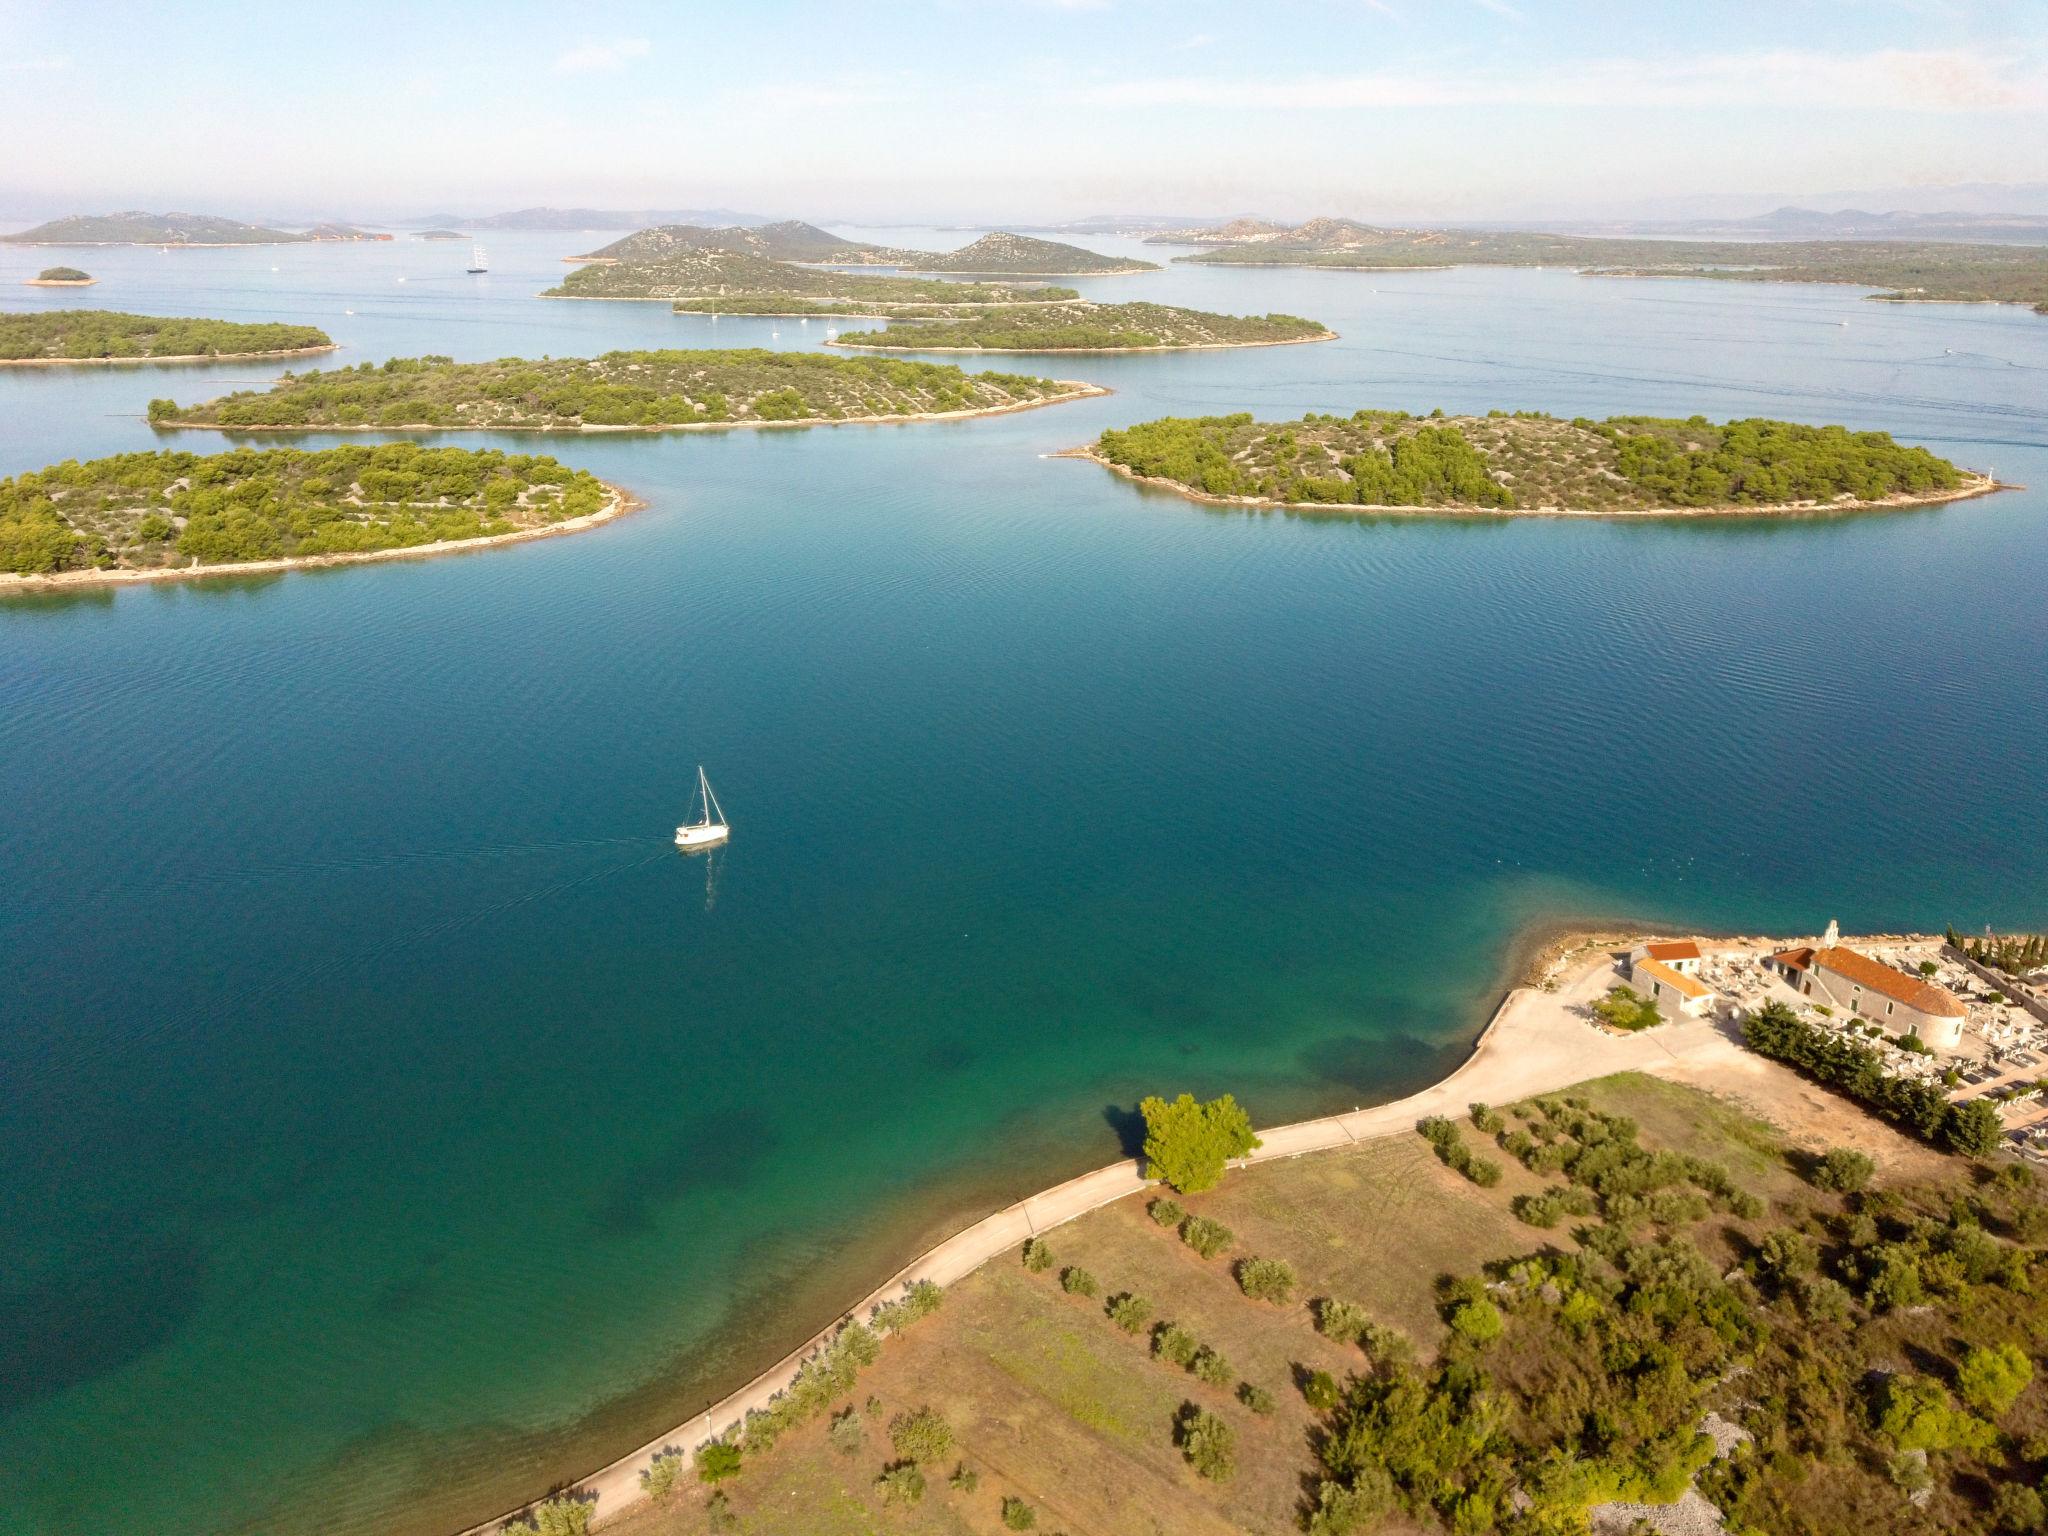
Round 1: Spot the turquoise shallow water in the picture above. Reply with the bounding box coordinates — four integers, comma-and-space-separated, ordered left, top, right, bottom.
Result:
2, 229, 2046, 1536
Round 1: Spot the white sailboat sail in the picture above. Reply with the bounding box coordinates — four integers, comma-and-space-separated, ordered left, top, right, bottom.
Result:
674, 766, 729, 849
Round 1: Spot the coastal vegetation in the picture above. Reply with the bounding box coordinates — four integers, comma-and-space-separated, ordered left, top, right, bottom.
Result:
603, 1073, 2048, 1536
149, 350, 1089, 431
1949, 928, 2048, 978
0, 309, 332, 363
1089, 409, 1971, 513
1170, 219, 2048, 315
860, 231, 1158, 276
0, 444, 609, 575
1140, 1092, 1262, 1193
546, 248, 1071, 307
829, 301, 1332, 351
0, 210, 312, 245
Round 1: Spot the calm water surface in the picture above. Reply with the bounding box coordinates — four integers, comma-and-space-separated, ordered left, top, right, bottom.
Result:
2, 228, 2045, 1535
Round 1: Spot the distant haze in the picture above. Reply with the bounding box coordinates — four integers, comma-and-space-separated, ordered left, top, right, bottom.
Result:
1, 1, 2043, 226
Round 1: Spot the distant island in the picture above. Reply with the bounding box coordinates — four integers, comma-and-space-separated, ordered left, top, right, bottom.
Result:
1078, 409, 1996, 517
565, 221, 1157, 276
1, 211, 314, 246
23, 265, 95, 287
0, 443, 622, 582
421, 206, 770, 233
417, 230, 470, 240
1160, 218, 2048, 315
0, 310, 336, 366
547, 248, 1071, 309
148, 350, 1104, 432
829, 301, 1334, 351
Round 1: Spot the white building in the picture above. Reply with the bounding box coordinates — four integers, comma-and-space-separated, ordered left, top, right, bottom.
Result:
1764, 930, 1966, 1050
1633, 957, 1714, 1020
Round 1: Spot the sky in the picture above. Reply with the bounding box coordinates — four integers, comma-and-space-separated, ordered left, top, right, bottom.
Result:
1, 0, 2045, 224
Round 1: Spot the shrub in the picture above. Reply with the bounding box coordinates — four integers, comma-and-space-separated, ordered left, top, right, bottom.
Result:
1810, 1148, 1876, 1193
640, 1450, 683, 1499
889, 1406, 954, 1463
828, 1405, 863, 1456
1060, 1265, 1099, 1298
1306, 1469, 1395, 1535
704, 1491, 736, 1533
1021, 1237, 1054, 1273
1317, 1298, 1371, 1344
1237, 1256, 1297, 1303
1239, 1381, 1275, 1414
1594, 985, 1663, 1030
1513, 1193, 1562, 1228
1192, 1346, 1235, 1387
1108, 1292, 1153, 1333
1957, 1343, 2035, 1417
1449, 1298, 1504, 1344
876, 1461, 926, 1506
1140, 1092, 1261, 1193
695, 1441, 742, 1484
1154, 1323, 1200, 1367
1181, 1214, 1234, 1259
949, 1462, 978, 1492
1878, 1373, 1996, 1453
1177, 1405, 1237, 1481
1470, 1102, 1505, 1134
1993, 1483, 2047, 1534
1001, 1495, 1038, 1529
872, 1279, 943, 1333
1148, 1197, 1185, 1228
526, 1498, 590, 1536
1303, 1368, 1340, 1412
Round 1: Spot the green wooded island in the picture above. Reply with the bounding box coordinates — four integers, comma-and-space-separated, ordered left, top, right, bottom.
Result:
829, 301, 1334, 351
1167, 218, 2048, 314
1084, 410, 1992, 516
0, 444, 615, 578
24, 265, 95, 286
148, 350, 1100, 431
547, 248, 1072, 308
0, 310, 335, 364
569, 221, 1157, 276
0, 210, 313, 246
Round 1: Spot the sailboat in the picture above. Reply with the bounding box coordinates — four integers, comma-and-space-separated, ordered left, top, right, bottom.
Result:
466, 243, 489, 274
674, 766, 730, 850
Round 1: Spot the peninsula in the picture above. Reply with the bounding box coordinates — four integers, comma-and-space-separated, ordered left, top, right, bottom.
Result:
829, 300, 1333, 351
1164, 218, 2048, 315
569, 222, 1158, 276
461, 930, 2048, 1536
0, 310, 335, 365
0, 210, 313, 246
0, 443, 621, 582
546, 248, 1071, 308
22, 265, 95, 287
1080, 409, 1994, 516
148, 350, 1103, 432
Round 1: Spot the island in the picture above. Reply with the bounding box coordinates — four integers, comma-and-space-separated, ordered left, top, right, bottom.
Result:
147, 349, 1105, 431
568, 222, 1158, 277
1165, 217, 2048, 315
22, 265, 96, 287
418, 230, 470, 241
0, 310, 337, 366
570, 219, 886, 266
849, 230, 1159, 276
827, 301, 1334, 352
0, 443, 623, 583
546, 248, 1072, 309
0, 210, 313, 246
1075, 409, 1996, 516
456, 929, 2048, 1536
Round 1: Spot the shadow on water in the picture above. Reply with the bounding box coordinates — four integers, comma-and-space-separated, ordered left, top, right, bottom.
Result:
0, 1238, 207, 1421
1101, 1100, 1146, 1158
587, 1108, 781, 1240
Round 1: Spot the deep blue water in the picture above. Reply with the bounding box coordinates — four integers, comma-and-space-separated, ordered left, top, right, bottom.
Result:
2, 227, 2045, 1536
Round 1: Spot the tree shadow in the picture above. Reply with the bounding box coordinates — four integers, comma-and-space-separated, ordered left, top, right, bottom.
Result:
1102, 1101, 1146, 1160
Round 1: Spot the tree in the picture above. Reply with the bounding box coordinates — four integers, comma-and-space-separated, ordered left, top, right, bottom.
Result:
1810, 1148, 1875, 1193
1140, 1092, 1261, 1193
1449, 1298, 1504, 1344
1001, 1495, 1038, 1529
1594, 986, 1663, 1031
875, 1462, 926, 1506
1177, 1405, 1237, 1480
1237, 1257, 1297, 1304
889, 1407, 954, 1463
1877, 1374, 1995, 1453
1945, 1098, 2006, 1158
695, 1442, 742, 1483
1957, 1343, 2035, 1417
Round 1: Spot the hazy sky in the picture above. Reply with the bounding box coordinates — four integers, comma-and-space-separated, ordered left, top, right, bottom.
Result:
2, 0, 2044, 222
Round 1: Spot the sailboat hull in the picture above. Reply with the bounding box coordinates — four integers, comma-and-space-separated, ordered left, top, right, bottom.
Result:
674, 824, 729, 850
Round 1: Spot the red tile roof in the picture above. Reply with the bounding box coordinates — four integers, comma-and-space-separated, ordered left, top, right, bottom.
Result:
1769, 947, 1815, 972
1642, 940, 1702, 963
1638, 958, 1711, 1000
1813, 946, 1965, 1017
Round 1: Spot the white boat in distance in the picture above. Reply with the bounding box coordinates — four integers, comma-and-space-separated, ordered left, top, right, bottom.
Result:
466, 243, 488, 274
675, 766, 730, 850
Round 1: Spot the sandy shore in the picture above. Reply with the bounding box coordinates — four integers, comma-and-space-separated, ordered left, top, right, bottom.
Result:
1064, 447, 2010, 520
457, 924, 1833, 1536
0, 343, 338, 369
826, 329, 1339, 354
0, 483, 642, 594
151, 382, 1111, 436
21, 277, 98, 287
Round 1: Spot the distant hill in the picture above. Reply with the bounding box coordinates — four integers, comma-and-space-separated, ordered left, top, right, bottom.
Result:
575, 221, 878, 264
2, 211, 312, 246
429, 207, 770, 232
303, 222, 391, 242
855, 232, 1158, 276
1602, 206, 2048, 245
546, 247, 1069, 308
